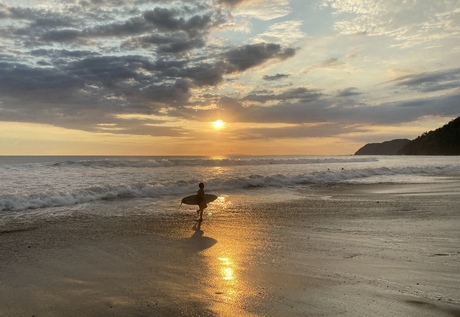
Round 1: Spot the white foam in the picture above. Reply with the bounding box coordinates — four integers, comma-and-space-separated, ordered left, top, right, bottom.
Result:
0, 163, 458, 212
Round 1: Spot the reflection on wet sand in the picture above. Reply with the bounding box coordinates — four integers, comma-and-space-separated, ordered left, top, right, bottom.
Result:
195, 216, 261, 316
185, 193, 261, 315
215, 256, 237, 303
219, 257, 235, 282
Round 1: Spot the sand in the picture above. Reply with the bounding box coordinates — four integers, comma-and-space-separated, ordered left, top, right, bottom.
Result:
0, 181, 459, 317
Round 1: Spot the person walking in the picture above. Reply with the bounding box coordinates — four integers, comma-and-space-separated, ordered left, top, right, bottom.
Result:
196, 182, 207, 221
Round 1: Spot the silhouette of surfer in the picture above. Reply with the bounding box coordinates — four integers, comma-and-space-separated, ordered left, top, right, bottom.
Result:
196, 182, 207, 221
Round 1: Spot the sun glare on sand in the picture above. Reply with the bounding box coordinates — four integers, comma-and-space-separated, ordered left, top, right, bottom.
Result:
213, 120, 225, 129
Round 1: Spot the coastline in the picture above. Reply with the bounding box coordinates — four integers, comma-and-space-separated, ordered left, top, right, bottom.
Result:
0, 181, 459, 317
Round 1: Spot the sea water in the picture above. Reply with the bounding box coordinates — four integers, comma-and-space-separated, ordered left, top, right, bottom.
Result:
0, 156, 459, 225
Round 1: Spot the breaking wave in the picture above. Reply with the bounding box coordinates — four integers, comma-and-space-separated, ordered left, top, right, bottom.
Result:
0, 164, 457, 212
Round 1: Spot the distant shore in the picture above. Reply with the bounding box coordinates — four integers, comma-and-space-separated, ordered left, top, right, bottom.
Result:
1, 181, 459, 317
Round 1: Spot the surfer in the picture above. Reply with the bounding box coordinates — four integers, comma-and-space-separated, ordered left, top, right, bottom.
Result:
196, 182, 207, 221
181, 187, 217, 220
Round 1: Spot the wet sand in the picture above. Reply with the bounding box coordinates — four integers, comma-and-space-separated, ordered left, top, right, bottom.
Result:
0, 182, 459, 316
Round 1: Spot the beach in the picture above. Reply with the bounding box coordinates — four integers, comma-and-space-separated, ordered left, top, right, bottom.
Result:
1, 181, 459, 317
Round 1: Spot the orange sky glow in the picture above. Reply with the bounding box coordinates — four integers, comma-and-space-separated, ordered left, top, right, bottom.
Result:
0, 0, 458, 156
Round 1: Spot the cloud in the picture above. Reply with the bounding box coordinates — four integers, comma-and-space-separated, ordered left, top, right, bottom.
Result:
263, 73, 290, 81
1, 0, 458, 145
243, 87, 322, 104
87, 16, 152, 38
321, 57, 343, 67
336, 87, 361, 97
136, 34, 206, 54
392, 68, 460, 93
237, 123, 365, 140
350, 91, 460, 125
224, 43, 296, 73
218, 0, 248, 6
0, 1, 299, 137
193, 72, 459, 128
41, 29, 81, 42
303, 57, 345, 74
254, 20, 307, 45
142, 7, 212, 36
233, 0, 291, 21
0, 61, 82, 93
322, 0, 460, 46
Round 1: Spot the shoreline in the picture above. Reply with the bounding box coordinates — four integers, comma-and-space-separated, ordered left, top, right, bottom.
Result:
0, 182, 459, 316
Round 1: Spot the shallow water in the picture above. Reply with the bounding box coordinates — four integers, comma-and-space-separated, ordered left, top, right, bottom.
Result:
0, 155, 459, 225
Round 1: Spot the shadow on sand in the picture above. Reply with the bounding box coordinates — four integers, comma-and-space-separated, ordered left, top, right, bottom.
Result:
183, 220, 217, 253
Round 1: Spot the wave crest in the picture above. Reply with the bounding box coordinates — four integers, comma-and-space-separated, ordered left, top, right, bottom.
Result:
1, 164, 456, 212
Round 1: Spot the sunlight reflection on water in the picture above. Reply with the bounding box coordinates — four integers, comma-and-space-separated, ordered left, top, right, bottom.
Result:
219, 257, 235, 282
198, 216, 263, 317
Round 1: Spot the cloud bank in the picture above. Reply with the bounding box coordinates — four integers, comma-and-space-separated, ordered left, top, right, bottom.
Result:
0, 0, 459, 144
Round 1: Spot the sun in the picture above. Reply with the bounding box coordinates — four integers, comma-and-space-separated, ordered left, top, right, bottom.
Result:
212, 119, 225, 129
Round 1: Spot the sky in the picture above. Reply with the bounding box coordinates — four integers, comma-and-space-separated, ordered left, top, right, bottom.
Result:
0, 0, 459, 156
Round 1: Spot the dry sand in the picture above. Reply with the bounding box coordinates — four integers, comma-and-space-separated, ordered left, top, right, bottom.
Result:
0, 181, 459, 316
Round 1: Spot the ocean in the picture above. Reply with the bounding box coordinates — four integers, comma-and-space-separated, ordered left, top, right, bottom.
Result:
1, 155, 459, 226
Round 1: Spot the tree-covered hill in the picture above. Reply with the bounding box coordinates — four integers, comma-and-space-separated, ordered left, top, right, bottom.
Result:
355, 139, 411, 155
398, 117, 460, 155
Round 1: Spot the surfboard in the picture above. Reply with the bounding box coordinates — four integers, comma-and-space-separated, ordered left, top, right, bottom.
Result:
181, 194, 218, 205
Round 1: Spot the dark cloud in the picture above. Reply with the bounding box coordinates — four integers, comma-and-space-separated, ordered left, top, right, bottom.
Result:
0, 1, 299, 134
243, 87, 322, 104
173, 93, 331, 124
87, 16, 151, 37
119, 125, 187, 137
336, 87, 361, 97
392, 68, 460, 92
65, 55, 148, 87
319, 57, 343, 68
224, 43, 296, 73
137, 34, 205, 53
30, 49, 99, 59
42, 29, 81, 42
218, 0, 249, 6
1, 1, 455, 142
184, 81, 460, 127
0, 4, 8, 18
179, 62, 227, 86
263, 73, 290, 81
142, 7, 213, 36
0, 62, 82, 92
31, 16, 76, 29
237, 123, 365, 140
137, 79, 191, 105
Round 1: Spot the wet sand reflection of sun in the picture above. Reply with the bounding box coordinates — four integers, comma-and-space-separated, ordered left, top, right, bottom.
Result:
201, 212, 261, 316
214, 256, 238, 303
219, 257, 235, 282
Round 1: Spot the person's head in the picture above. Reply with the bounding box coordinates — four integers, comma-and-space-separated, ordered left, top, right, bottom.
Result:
199, 182, 204, 189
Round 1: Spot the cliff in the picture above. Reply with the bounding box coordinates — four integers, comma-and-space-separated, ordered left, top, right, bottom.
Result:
354, 139, 411, 155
